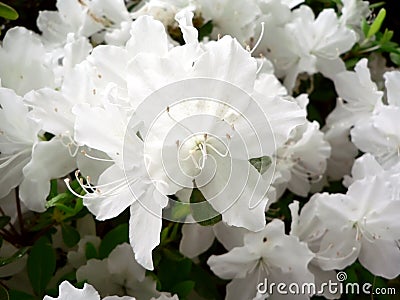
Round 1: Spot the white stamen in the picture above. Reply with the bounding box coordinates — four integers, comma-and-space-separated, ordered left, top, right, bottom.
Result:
250, 22, 265, 55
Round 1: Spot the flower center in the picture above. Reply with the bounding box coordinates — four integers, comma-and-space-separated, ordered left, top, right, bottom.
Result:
177, 133, 228, 180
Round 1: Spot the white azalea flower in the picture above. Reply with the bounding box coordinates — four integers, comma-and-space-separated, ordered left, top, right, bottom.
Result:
37, 0, 130, 46
286, 6, 356, 89
179, 220, 249, 258
350, 70, 400, 168
76, 243, 159, 299
0, 88, 40, 199
324, 58, 384, 179
0, 27, 55, 96
70, 15, 305, 271
43, 281, 135, 300
309, 175, 400, 278
0, 87, 79, 212
197, 0, 261, 44
208, 219, 314, 300
273, 121, 331, 197
351, 106, 400, 168
289, 201, 341, 299
339, 0, 370, 31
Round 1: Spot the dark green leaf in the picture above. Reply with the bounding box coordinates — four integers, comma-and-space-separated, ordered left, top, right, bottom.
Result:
190, 189, 221, 226
171, 280, 195, 299
198, 20, 213, 41
158, 257, 192, 290
190, 263, 221, 299
61, 223, 80, 247
0, 216, 10, 229
249, 156, 272, 174
390, 52, 400, 66
85, 242, 98, 260
8, 289, 35, 300
162, 248, 185, 262
0, 246, 29, 267
367, 8, 386, 38
98, 223, 128, 259
0, 2, 18, 20
0, 283, 9, 300
361, 19, 370, 38
27, 237, 56, 297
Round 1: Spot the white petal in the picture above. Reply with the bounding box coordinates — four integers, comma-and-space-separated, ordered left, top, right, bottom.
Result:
384, 70, 400, 107
207, 247, 258, 279
359, 238, 400, 279
83, 165, 136, 220
107, 243, 146, 281
44, 281, 100, 300
198, 156, 268, 231
126, 16, 168, 58
129, 186, 167, 270
179, 223, 215, 258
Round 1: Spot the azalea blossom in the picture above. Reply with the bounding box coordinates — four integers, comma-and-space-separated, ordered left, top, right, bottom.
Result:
303, 175, 400, 278
76, 243, 160, 299
208, 219, 315, 300
43, 281, 136, 300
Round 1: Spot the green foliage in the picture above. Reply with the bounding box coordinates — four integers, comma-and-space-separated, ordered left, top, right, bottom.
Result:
61, 223, 80, 247
98, 223, 129, 259
190, 189, 222, 226
0, 246, 29, 267
0, 2, 18, 20
249, 156, 272, 175
367, 8, 386, 38
27, 237, 56, 298
8, 290, 35, 300
0, 216, 10, 230
0, 285, 9, 300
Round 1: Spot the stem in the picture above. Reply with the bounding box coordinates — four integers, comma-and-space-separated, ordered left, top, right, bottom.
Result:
15, 187, 24, 235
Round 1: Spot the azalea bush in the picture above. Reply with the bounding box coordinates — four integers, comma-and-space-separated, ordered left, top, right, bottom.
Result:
0, 0, 400, 299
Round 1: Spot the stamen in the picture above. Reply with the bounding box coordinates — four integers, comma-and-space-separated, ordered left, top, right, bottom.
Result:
250, 22, 265, 55
81, 150, 114, 162
256, 59, 264, 75
166, 106, 195, 135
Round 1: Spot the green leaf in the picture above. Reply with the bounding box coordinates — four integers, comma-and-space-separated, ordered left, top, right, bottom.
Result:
85, 242, 98, 260
27, 237, 56, 297
0, 216, 10, 229
8, 289, 36, 300
190, 263, 221, 299
158, 257, 192, 290
380, 28, 394, 44
361, 19, 370, 38
98, 223, 128, 259
198, 20, 213, 41
46, 193, 73, 209
171, 201, 191, 221
0, 283, 9, 300
162, 248, 185, 262
0, 2, 18, 20
390, 52, 400, 66
190, 189, 221, 226
367, 8, 386, 38
61, 223, 80, 247
171, 280, 195, 299
0, 246, 29, 267
249, 156, 272, 175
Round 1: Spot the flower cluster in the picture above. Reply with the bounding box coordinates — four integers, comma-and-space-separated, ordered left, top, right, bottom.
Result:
0, 0, 399, 299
